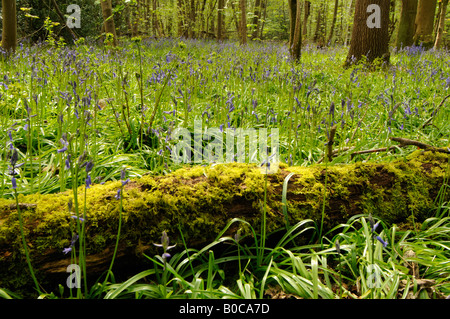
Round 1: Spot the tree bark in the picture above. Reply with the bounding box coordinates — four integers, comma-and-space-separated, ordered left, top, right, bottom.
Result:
2, 151, 447, 296
396, 0, 418, 49
345, 0, 390, 66
328, 0, 339, 45
302, 1, 311, 39
289, 0, 302, 60
433, 0, 449, 50
343, 0, 354, 46
100, 0, 118, 46
239, 0, 247, 45
251, 0, 262, 40
217, 0, 225, 41
259, 0, 268, 39
1, 0, 17, 52
414, 0, 437, 48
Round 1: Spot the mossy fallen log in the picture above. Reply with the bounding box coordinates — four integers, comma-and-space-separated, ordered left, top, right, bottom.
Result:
0, 150, 448, 295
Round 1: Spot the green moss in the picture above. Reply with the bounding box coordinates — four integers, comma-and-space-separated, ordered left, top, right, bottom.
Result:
0, 150, 448, 294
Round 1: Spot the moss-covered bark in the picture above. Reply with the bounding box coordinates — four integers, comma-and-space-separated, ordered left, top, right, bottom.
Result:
0, 150, 448, 295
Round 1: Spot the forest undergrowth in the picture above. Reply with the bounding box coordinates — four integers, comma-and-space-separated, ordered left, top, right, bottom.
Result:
0, 38, 449, 299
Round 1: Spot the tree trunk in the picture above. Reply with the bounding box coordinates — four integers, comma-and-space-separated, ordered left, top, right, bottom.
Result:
302, 1, 311, 39
414, 0, 437, 48
239, 0, 247, 45
345, 0, 390, 66
1, 0, 17, 52
177, 0, 185, 37
131, 2, 138, 37
100, 0, 118, 46
1, 151, 448, 296
396, 0, 418, 49
328, 0, 339, 45
343, 0, 354, 46
259, 0, 268, 39
433, 0, 449, 50
251, 0, 262, 40
314, 2, 326, 46
217, 0, 225, 41
289, 0, 302, 60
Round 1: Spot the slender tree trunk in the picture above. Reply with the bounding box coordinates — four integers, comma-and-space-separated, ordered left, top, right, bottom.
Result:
433, 0, 449, 50
345, 0, 390, 66
132, 2, 139, 37
251, 0, 261, 40
288, 0, 296, 46
289, 0, 302, 61
396, 0, 418, 49
177, 0, 185, 37
343, 0, 354, 46
239, 0, 247, 45
414, 0, 437, 48
217, 0, 225, 41
1, 0, 17, 52
259, 0, 268, 39
188, 0, 196, 38
302, 1, 311, 39
100, 0, 118, 46
328, 0, 339, 45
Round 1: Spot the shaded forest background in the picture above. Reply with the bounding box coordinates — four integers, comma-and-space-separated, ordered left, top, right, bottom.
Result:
1, 0, 449, 50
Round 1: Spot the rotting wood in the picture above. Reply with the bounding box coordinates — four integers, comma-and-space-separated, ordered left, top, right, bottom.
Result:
0, 150, 448, 295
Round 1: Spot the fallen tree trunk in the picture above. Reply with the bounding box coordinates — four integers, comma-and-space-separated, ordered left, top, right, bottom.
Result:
0, 150, 448, 296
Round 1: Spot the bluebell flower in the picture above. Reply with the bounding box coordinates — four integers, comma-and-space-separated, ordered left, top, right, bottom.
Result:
70, 215, 85, 222
11, 177, 17, 189
85, 175, 92, 188
114, 188, 121, 200
65, 154, 71, 170
10, 148, 18, 168
85, 160, 94, 173
57, 145, 68, 153
376, 236, 388, 248
153, 230, 176, 252
63, 233, 79, 254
